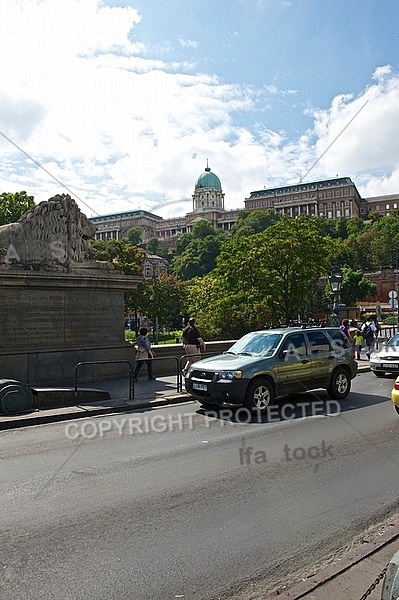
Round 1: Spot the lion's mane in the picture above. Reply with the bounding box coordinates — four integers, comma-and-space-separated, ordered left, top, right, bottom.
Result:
0, 194, 96, 270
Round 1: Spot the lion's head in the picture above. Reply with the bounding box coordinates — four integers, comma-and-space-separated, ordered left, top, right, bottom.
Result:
0, 194, 97, 270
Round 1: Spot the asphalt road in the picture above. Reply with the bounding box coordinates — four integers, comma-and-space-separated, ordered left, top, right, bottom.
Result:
1, 372, 399, 600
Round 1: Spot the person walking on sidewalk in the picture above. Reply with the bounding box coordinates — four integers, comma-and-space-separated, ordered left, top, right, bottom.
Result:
134, 327, 155, 381
361, 318, 376, 359
182, 317, 206, 374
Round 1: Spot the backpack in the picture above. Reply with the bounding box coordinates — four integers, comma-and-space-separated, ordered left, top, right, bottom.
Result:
362, 323, 373, 342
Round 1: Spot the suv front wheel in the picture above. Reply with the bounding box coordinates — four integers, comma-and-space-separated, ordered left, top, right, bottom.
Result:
327, 367, 351, 400
243, 378, 274, 412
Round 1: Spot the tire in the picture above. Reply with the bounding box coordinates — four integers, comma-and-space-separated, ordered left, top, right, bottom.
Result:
395, 405, 399, 416
243, 378, 274, 412
373, 371, 386, 378
327, 367, 351, 400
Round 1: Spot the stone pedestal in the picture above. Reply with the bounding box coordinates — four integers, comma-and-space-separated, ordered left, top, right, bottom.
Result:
0, 269, 141, 386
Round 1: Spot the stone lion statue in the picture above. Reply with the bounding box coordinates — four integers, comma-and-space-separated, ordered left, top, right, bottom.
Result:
0, 194, 97, 270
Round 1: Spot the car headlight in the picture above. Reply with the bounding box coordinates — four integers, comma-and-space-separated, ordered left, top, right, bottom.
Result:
370, 352, 378, 360
217, 370, 243, 381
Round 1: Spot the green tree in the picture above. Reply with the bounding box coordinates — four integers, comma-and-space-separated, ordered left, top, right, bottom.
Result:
125, 226, 144, 246
211, 216, 335, 330
339, 267, 377, 306
0, 191, 35, 225
191, 219, 215, 239
230, 208, 281, 236
88, 238, 146, 275
139, 273, 186, 334
369, 214, 399, 268
171, 220, 226, 280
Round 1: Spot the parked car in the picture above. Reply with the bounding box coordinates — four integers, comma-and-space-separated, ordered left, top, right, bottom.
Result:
391, 376, 399, 415
370, 333, 399, 377
184, 327, 358, 411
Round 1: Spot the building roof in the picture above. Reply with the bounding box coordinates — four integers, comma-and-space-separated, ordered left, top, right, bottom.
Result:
195, 163, 222, 191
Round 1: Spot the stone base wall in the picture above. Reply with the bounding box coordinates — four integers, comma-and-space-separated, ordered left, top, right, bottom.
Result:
0, 269, 141, 386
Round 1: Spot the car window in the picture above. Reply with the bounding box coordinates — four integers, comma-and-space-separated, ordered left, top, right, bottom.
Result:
325, 328, 350, 349
280, 332, 307, 358
228, 332, 282, 356
387, 333, 399, 346
306, 330, 331, 354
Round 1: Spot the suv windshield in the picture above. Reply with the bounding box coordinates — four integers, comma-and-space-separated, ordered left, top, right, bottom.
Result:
227, 332, 283, 357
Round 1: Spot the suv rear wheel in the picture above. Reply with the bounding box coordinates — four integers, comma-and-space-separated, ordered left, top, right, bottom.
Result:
243, 378, 274, 411
327, 367, 351, 399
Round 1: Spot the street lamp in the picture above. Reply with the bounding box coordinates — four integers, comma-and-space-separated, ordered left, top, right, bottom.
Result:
329, 266, 343, 326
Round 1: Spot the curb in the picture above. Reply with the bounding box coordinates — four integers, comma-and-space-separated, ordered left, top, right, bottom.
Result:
0, 366, 371, 431
279, 524, 399, 599
0, 394, 194, 431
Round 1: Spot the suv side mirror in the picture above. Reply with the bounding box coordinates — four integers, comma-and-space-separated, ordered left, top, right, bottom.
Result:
381, 549, 399, 599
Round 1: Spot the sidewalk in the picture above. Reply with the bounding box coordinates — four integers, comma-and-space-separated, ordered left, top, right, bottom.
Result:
0, 359, 371, 431
280, 519, 399, 599
0, 374, 192, 430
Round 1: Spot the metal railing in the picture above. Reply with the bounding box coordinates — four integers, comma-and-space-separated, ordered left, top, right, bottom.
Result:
74, 360, 134, 401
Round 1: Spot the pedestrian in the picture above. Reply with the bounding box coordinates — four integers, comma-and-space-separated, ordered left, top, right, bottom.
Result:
361, 317, 376, 359
354, 329, 363, 360
340, 319, 353, 342
134, 327, 155, 381
182, 317, 206, 374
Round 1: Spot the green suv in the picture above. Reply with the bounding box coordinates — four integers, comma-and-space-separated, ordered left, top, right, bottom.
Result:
184, 327, 357, 410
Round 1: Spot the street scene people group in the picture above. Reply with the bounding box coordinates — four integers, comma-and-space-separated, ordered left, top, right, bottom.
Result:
133, 317, 207, 381
341, 316, 380, 360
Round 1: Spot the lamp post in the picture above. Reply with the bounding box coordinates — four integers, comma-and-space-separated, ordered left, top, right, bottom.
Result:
329, 266, 343, 327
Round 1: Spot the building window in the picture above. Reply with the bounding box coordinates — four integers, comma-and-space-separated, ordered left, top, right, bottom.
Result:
336, 210, 341, 217
335, 190, 341, 196
394, 203, 398, 209
386, 204, 390, 210
328, 211, 332, 219
345, 200, 350, 205
327, 191, 332, 197
344, 189, 349, 195
345, 208, 350, 216
327, 202, 332, 208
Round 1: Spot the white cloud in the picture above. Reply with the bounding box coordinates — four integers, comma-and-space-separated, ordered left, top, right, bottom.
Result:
1, 1, 399, 219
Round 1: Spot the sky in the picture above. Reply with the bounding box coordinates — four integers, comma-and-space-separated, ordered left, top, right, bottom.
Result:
1, 0, 399, 220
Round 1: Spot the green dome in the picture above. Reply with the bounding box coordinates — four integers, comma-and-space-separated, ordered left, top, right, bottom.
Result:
195, 165, 222, 191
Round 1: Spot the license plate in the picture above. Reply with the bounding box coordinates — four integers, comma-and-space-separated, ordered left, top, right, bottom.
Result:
382, 363, 399, 369
193, 383, 207, 391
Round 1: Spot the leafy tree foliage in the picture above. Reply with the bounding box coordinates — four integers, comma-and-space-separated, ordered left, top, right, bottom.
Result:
172, 219, 226, 280
230, 208, 281, 236
125, 226, 144, 246
138, 273, 186, 331
88, 239, 146, 275
146, 237, 168, 258
0, 191, 35, 225
339, 267, 377, 306
369, 214, 399, 268
185, 217, 335, 336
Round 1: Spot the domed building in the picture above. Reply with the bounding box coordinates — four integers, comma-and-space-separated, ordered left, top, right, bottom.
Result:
193, 161, 224, 213
91, 162, 239, 248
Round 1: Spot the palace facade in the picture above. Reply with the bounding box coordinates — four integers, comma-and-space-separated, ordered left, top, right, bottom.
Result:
89, 166, 399, 247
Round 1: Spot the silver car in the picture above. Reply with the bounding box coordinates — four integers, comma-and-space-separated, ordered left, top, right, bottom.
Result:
370, 332, 399, 377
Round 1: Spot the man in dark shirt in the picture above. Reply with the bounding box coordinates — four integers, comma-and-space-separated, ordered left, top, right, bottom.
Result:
182, 317, 206, 374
